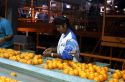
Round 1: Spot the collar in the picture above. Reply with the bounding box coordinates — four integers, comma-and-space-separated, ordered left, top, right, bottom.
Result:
63, 28, 71, 38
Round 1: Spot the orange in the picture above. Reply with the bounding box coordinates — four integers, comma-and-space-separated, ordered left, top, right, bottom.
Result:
85, 69, 91, 73
63, 65, 70, 69
19, 59, 23, 63
72, 64, 77, 69
11, 79, 18, 82
44, 65, 49, 69
67, 61, 72, 65
93, 77, 100, 82
96, 68, 102, 73
37, 55, 42, 59
122, 74, 125, 80
52, 63, 57, 69
112, 73, 121, 79
38, 59, 43, 64
100, 70, 107, 75
62, 62, 68, 66
5, 78, 11, 82
102, 74, 108, 80
56, 60, 62, 64
48, 63, 53, 69
12, 56, 17, 61
0, 54, 4, 58
79, 72, 87, 78
63, 69, 69, 74
81, 63, 86, 66
77, 63, 82, 67
112, 78, 119, 82
112, 73, 118, 79
116, 71, 122, 77
58, 64, 63, 69
88, 73, 95, 80
10, 72, 17, 77
98, 74, 104, 82
46, 60, 51, 64
33, 59, 38, 65
25, 56, 31, 60
20, 55, 24, 59
81, 66, 86, 70
115, 70, 121, 73
34, 55, 39, 59
27, 60, 32, 64
109, 79, 113, 82
16, 57, 21, 62
73, 69, 79, 76
103, 67, 109, 72
4, 53, 9, 59
8, 56, 12, 60
23, 59, 27, 63
88, 67, 95, 73
29, 54, 34, 58
94, 72, 99, 77
88, 63, 93, 67
121, 70, 125, 75
94, 66, 100, 72
68, 70, 74, 75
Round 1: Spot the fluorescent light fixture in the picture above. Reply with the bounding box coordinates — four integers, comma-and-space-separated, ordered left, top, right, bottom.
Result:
66, 4, 71, 9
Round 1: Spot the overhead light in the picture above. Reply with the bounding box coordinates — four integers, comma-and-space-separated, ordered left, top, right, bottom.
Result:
114, 5, 118, 8
66, 4, 71, 9
123, 8, 125, 12
107, 0, 112, 4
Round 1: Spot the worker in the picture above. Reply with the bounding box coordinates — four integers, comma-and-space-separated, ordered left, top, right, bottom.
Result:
0, 6, 13, 48
43, 16, 80, 62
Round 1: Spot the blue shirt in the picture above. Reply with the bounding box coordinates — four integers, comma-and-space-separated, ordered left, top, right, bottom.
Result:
37, 13, 49, 21
57, 28, 80, 62
0, 18, 13, 48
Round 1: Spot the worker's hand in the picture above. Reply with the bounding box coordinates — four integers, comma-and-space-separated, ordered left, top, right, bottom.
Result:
43, 48, 53, 54
43, 48, 53, 57
43, 52, 51, 57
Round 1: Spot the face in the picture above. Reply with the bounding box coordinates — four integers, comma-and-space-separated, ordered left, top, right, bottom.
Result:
56, 24, 67, 33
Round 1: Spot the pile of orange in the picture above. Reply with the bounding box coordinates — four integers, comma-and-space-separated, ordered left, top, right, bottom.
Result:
0, 48, 43, 65
9, 52, 43, 65
0, 76, 18, 82
43, 59, 109, 82
0, 48, 20, 58
44, 59, 63, 69
109, 70, 125, 82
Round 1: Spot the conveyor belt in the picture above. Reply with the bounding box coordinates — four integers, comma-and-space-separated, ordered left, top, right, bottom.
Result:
0, 58, 94, 82
0, 67, 45, 82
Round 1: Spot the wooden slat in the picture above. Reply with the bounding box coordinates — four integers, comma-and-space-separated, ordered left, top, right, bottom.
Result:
80, 53, 125, 62
36, 46, 46, 50
18, 18, 32, 21
102, 36, 125, 43
17, 27, 37, 32
101, 42, 125, 48
106, 15, 125, 18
